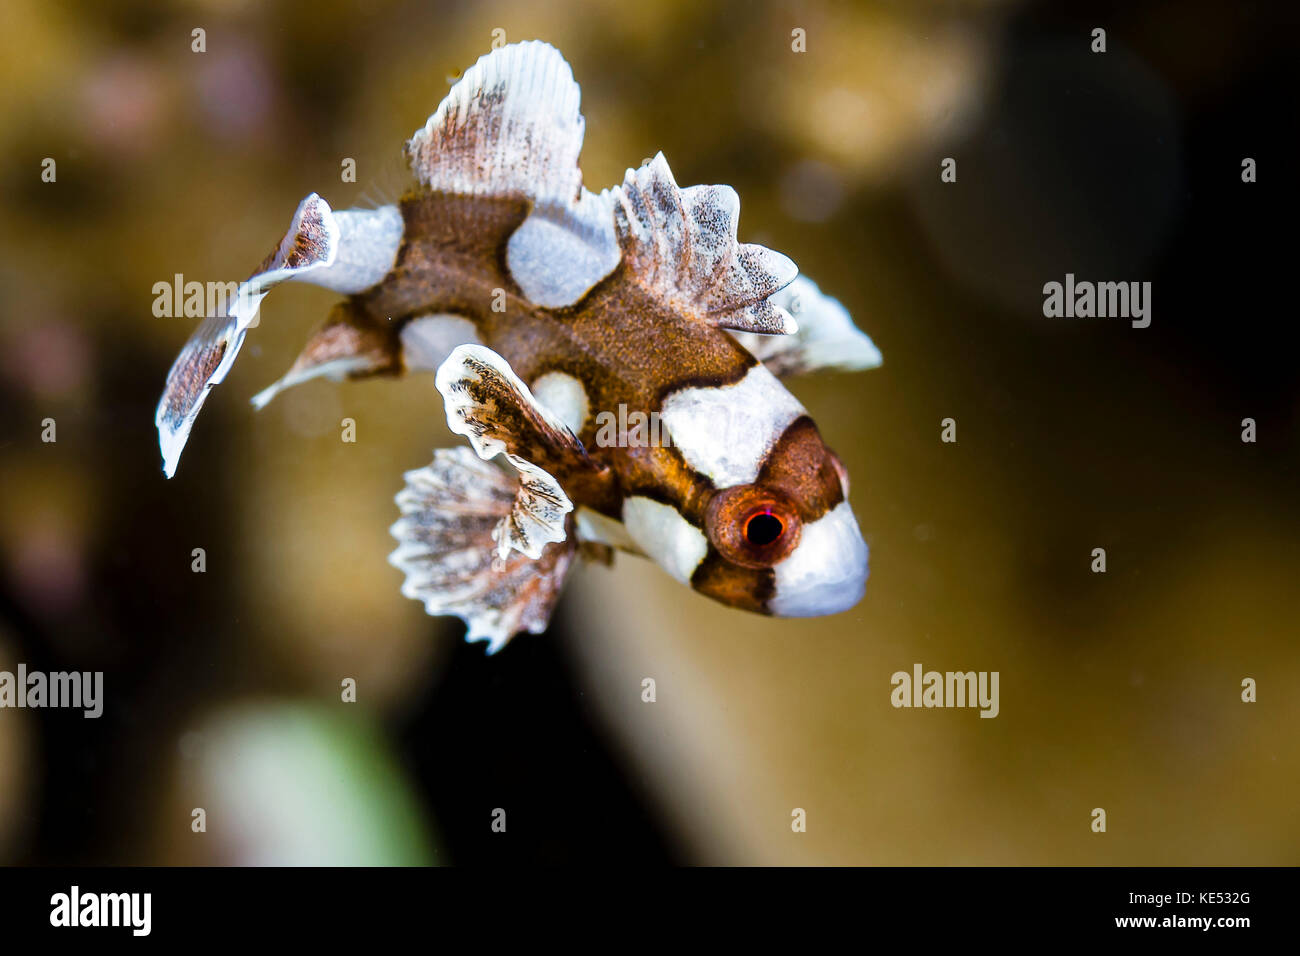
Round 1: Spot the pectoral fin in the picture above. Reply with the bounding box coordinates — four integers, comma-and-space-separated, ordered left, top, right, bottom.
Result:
435, 344, 612, 560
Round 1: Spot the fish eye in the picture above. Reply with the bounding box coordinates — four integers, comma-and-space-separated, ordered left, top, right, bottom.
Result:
744, 510, 784, 547
706, 487, 801, 568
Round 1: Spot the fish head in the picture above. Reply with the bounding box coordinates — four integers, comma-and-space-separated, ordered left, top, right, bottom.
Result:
695, 424, 868, 617
623, 362, 869, 617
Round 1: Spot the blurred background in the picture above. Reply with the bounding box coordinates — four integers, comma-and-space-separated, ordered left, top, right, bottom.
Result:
0, 0, 1296, 865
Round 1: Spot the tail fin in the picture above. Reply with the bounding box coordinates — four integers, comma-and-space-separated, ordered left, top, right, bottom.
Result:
154, 196, 404, 478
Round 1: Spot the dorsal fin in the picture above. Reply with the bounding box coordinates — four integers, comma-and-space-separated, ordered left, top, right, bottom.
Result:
407, 40, 620, 308
405, 44, 798, 323
728, 276, 882, 377
613, 153, 799, 335
407, 40, 585, 206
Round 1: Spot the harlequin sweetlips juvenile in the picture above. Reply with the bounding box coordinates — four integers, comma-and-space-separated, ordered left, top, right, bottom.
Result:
156, 41, 883, 652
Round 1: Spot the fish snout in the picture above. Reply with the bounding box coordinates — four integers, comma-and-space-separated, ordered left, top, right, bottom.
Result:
767, 501, 868, 617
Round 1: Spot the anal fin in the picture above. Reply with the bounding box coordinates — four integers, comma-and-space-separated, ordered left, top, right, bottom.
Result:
389, 448, 577, 653
250, 301, 402, 410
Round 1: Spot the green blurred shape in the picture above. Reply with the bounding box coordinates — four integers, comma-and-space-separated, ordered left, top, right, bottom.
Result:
198, 701, 438, 866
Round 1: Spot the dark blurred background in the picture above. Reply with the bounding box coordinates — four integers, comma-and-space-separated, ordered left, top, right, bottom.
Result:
0, 0, 1296, 864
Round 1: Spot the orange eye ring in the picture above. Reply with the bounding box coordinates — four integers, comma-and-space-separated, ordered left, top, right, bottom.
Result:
706, 486, 801, 569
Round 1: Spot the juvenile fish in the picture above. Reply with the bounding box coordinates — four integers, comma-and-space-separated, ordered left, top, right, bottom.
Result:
156, 42, 883, 652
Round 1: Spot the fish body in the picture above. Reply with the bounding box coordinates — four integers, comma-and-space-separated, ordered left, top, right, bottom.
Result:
156, 42, 882, 651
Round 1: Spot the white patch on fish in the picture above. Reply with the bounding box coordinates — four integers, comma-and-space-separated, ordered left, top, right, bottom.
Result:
769, 501, 868, 616
575, 506, 640, 553
659, 364, 806, 488
530, 371, 590, 436
621, 496, 709, 584
401, 314, 482, 371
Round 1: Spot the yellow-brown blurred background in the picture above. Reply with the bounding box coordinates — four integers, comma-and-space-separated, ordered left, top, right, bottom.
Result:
0, 0, 1296, 864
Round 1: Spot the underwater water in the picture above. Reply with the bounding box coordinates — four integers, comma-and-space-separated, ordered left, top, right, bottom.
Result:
0, 0, 1296, 867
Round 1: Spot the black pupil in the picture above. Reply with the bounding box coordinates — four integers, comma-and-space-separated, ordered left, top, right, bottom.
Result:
745, 512, 783, 546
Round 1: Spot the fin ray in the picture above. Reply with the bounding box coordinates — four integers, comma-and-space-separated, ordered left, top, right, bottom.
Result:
389, 447, 576, 652
613, 153, 799, 334
155, 196, 405, 477
407, 40, 585, 207
435, 344, 589, 560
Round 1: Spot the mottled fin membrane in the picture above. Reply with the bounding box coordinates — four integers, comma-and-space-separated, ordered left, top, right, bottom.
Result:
613, 152, 799, 334
155, 197, 405, 477
436, 344, 599, 560
407, 40, 619, 307
729, 276, 882, 377
389, 448, 577, 653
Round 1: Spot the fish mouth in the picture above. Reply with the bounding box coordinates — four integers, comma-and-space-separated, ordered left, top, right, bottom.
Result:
766, 501, 868, 617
